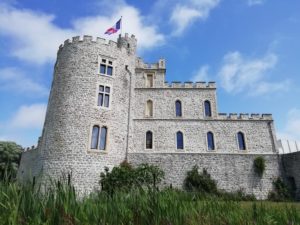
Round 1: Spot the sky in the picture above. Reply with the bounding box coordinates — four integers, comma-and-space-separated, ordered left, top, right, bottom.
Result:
0, 0, 300, 147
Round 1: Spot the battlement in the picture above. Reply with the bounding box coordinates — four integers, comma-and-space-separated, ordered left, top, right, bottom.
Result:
136, 57, 166, 70
217, 113, 273, 120
162, 81, 216, 89
58, 33, 137, 54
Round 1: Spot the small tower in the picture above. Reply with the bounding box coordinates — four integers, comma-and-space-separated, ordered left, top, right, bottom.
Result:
117, 33, 137, 55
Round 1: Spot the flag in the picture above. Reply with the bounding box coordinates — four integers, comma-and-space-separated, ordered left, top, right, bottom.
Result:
105, 18, 121, 35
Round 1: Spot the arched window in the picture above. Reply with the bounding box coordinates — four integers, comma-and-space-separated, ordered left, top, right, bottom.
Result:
91, 125, 99, 149
90, 125, 108, 150
99, 127, 107, 150
146, 100, 153, 117
146, 131, 153, 149
176, 131, 184, 149
175, 100, 182, 117
204, 100, 212, 117
237, 132, 246, 150
207, 132, 215, 151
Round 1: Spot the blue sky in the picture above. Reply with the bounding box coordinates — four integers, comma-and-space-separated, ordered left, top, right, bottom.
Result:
0, 0, 300, 147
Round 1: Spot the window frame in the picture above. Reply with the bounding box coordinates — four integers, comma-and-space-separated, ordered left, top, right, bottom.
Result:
176, 131, 184, 150
204, 100, 212, 118
145, 130, 154, 150
88, 124, 109, 153
145, 74, 154, 88
98, 55, 115, 77
175, 99, 183, 117
95, 83, 112, 110
236, 131, 247, 151
206, 131, 216, 151
145, 99, 154, 117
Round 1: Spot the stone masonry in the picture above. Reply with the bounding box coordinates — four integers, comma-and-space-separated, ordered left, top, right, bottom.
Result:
18, 34, 284, 199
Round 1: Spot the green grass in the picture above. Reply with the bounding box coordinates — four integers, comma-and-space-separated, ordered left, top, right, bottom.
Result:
0, 180, 299, 225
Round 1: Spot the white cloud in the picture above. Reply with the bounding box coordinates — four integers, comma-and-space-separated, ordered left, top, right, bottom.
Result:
217, 51, 289, 95
248, 0, 265, 6
170, 0, 220, 36
0, 67, 48, 96
191, 65, 210, 81
11, 104, 47, 129
0, 3, 164, 64
277, 109, 300, 142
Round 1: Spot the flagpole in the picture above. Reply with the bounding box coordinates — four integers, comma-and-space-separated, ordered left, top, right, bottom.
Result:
121, 16, 123, 36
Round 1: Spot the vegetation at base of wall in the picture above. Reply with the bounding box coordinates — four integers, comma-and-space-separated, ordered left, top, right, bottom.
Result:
253, 156, 266, 177
183, 166, 256, 201
268, 177, 293, 202
0, 141, 22, 181
0, 178, 300, 225
184, 166, 218, 194
100, 161, 164, 195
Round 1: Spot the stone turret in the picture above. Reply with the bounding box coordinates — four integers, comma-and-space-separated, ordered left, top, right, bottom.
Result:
25, 34, 137, 193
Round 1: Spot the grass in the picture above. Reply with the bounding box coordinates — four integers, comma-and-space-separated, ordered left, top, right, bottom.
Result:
0, 179, 299, 225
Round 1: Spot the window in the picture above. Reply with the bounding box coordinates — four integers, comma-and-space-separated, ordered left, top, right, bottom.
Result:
100, 58, 113, 76
91, 125, 108, 150
207, 132, 215, 151
237, 132, 246, 150
98, 85, 110, 108
176, 131, 184, 149
146, 74, 153, 87
146, 131, 153, 149
146, 100, 153, 117
175, 100, 182, 117
204, 100, 212, 117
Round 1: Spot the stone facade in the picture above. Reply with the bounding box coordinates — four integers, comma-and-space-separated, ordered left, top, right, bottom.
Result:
18, 34, 282, 198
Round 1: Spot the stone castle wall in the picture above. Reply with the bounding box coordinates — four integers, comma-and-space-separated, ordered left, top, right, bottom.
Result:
128, 153, 281, 199
281, 152, 300, 200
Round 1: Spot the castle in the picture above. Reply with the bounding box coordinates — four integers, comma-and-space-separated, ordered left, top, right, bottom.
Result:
17, 34, 300, 199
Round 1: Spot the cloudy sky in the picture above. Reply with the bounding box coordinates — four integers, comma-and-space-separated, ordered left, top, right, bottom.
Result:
0, 0, 300, 147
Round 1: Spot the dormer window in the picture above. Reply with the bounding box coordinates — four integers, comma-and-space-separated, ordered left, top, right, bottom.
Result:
99, 58, 113, 76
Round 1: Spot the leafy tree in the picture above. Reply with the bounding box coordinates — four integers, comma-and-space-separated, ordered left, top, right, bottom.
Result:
0, 141, 22, 180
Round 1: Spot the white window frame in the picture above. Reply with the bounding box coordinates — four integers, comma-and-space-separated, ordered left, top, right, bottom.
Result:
95, 83, 112, 110
88, 124, 109, 153
98, 55, 115, 77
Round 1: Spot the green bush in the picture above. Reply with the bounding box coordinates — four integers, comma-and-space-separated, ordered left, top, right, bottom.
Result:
0, 141, 22, 181
184, 166, 218, 194
268, 177, 292, 201
100, 161, 164, 194
253, 156, 266, 177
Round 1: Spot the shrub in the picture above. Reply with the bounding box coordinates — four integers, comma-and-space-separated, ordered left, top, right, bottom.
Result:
253, 156, 266, 177
0, 141, 22, 181
268, 177, 292, 201
100, 161, 164, 194
184, 166, 217, 194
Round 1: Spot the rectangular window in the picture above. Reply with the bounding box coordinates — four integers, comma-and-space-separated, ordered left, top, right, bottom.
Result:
146, 74, 153, 87
99, 58, 114, 76
98, 85, 110, 108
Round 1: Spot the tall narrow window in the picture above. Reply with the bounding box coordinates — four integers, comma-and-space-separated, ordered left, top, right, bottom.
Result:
146, 74, 153, 87
207, 132, 215, 151
99, 127, 107, 150
90, 125, 108, 150
98, 85, 110, 108
175, 100, 182, 117
146, 131, 153, 149
204, 100, 212, 117
237, 132, 246, 150
177, 131, 184, 149
100, 58, 113, 76
146, 100, 153, 117
91, 125, 99, 149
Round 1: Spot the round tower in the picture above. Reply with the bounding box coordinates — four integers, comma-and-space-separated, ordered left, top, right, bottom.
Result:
38, 34, 137, 193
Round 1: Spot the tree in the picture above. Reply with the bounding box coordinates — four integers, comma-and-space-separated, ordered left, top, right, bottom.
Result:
0, 141, 22, 181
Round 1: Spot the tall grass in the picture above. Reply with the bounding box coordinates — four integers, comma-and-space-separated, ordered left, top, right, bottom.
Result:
0, 179, 299, 225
